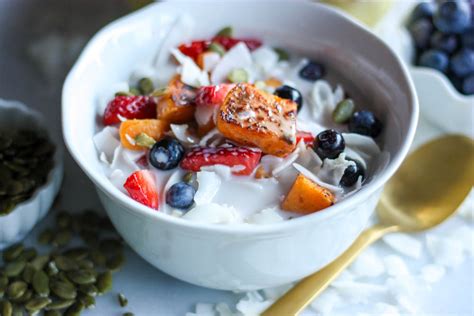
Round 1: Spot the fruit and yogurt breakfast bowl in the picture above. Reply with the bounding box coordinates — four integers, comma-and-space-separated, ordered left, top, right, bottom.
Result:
94, 27, 389, 224
63, 1, 417, 290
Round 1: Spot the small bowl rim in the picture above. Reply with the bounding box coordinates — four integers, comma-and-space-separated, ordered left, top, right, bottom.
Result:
62, 0, 419, 235
0, 98, 63, 218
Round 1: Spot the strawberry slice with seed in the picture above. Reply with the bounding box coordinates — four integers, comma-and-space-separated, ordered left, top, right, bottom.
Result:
180, 146, 262, 175
296, 131, 315, 146
103, 96, 157, 126
195, 84, 235, 107
212, 36, 262, 51
123, 170, 159, 209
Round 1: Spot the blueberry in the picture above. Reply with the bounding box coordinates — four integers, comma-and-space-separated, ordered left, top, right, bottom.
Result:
348, 111, 383, 138
299, 61, 325, 81
409, 2, 437, 23
462, 74, 474, 94
340, 159, 365, 188
418, 49, 450, 73
461, 25, 474, 49
408, 18, 434, 50
166, 182, 196, 210
149, 137, 184, 170
274, 85, 303, 111
451, 48, 474, 77
313, 129, 345, 160
434, 0, 471, 33
430, 32, 458, 53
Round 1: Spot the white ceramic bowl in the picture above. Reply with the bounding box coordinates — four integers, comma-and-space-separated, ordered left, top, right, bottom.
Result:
0, 99, 63, 250
375, 1, 474, 137
63, 1, 418, 290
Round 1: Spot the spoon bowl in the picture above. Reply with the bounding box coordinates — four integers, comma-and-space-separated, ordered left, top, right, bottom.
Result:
263, 134, 474, 316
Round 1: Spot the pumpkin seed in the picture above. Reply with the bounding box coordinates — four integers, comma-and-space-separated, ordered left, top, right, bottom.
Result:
17, 248, 37, 262
227, 68, 248, 83
12, 304, 23, 316
151, 87, 168, 97
25, 297, 51, 312
79, 284, 98, 297
138, 77, 154, 95
50, 280, 77, 300
134, 133, 156, 148
67, 270, 96, 285
274, 47, 289, 61
129, 87, 140, 96
123, 313, 134, 316
7, 281, 27, 300
96, 271, 113, 295
79, 293, 96, 309
107, 254, 125, 272
54, 256, 78, 271
45, 310, 61, 316
1, 273, 9, 294
30, 255, 49, 270
64, 302, 84, 316
46, 298, 75, 310
215, 26, 233, 37
3, 243, 24, 262
77, 259, 94, 270
32, 270, 50, 297
1, 300, 13, 316
62, 248, 89, 261
21, 264, 36, 284
208, 42, 226, 56
56, 212, 72, 229
118, 293, 128, 307
333, 99, 355, 124
115, 91, 133, 97
53, 230, 72, 247
89, 249, 106, 267
46, 261, 59, 276
4, 259, 26, 277
183, 172, 195, 183
38, 229, 54, 245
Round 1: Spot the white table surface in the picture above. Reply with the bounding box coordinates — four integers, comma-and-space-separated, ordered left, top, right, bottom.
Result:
0, 1, 472, 315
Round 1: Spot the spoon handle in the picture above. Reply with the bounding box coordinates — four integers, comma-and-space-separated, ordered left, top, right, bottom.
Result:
262, 224, 396, 316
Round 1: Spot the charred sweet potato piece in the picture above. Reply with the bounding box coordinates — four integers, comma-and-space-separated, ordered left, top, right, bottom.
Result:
216, 83, 297, 157
156, 76, 196, 124
281, 174, 335, 214
119, 119, 169, 150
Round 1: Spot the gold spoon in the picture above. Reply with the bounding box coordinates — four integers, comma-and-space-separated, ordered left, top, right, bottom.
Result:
263, 135, 474, 316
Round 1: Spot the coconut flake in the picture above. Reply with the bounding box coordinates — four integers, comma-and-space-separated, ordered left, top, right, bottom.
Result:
373, 303, 401, 316
170, 124, 198, 144
211, 42, 253, 84
426, 234, 465, 268
317, 153, 356, 186
382, 233, 422, 259
331, 281, 387, 304
93, 127, 120, 163
342, 133, 381, 163
252, 46, 279, 75
235, 292, 272, 316
421, 264, 446, 283
309, 288, 342, 314
383, 255, 410, 277
349, 248, 385, 278
202, 52, 221, 72
171, 48, 209, 87
272, 146, 301, 176
194, 171, 221, 205
262, 284, 293, 300
292, 163, 344, 196
310, 80, 335, 119
110, 146, 141, 176
183, 203, 242, 224
457, 189, 474, 222
109, 169, 126, 191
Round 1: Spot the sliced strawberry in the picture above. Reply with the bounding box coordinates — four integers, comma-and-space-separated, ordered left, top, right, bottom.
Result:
123, 170, 159, 209
103, 96, 157, 126
178, 40, 210, 61
181, 146, 262, 176
296, 131, 315, 146
212, 36, 262, 51
195, 84, 235, 107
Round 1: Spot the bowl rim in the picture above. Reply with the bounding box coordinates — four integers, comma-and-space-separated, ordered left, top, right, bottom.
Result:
0, 98, 63, 218
62, 0, 419, 235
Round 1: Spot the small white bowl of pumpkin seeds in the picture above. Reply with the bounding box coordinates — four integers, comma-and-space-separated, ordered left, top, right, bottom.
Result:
0, 99, 63, 250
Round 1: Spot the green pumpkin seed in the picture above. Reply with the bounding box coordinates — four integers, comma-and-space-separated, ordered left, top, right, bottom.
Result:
38, 229, 54, 245
54, 256, 78, 271
0, 274, 8, 296
89, 249, 106, 267
7, 281, 27, 300
25, 297, 51, 312
79, 284, 98, 297
138, 78, 154, 95
151, 87, 168, 97
46, 298, 75, 310
11, 288, 32, 304
79, 293, 96, 309
17, 248, 37, 262
215, 26, 233, 37
208, 42, 226, 56
4, 259, 26, 277
129, 87, 140, 96
115, 91, 133, 97
53, 230, 72, 247
3, 243, 24, 262
96, 271, 113, 295
77, 259, 94, 270
183, 172, 195, 183
64, 302, 84, 316
107, 254, 125, 272
32, 270, 49, 297
1, 300, 13, 316
227, 68, 248, 83
123, 313, 135, 316
62, 248, 89, 261
118, 293, 128, 307
56, 212, 72, 229
67, 270, 96, 285
56, 271, 73, 285
46, 261, 59, 276
134, 133, 156, 148
274, 47, 289, 61
333, 99, 355, 124
5, 163, 29, 176
30, 255, 49, 270
45, 310, 62, 316
21, 264, 36, 284
12, 305, 23, 316
50, 280, 77, 300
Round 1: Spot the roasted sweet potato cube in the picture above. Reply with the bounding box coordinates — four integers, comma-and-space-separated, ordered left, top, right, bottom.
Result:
119, 119, 169, 150
216, 83, 297, 157
156, 76, 196, 124
282, 174, 335, 214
